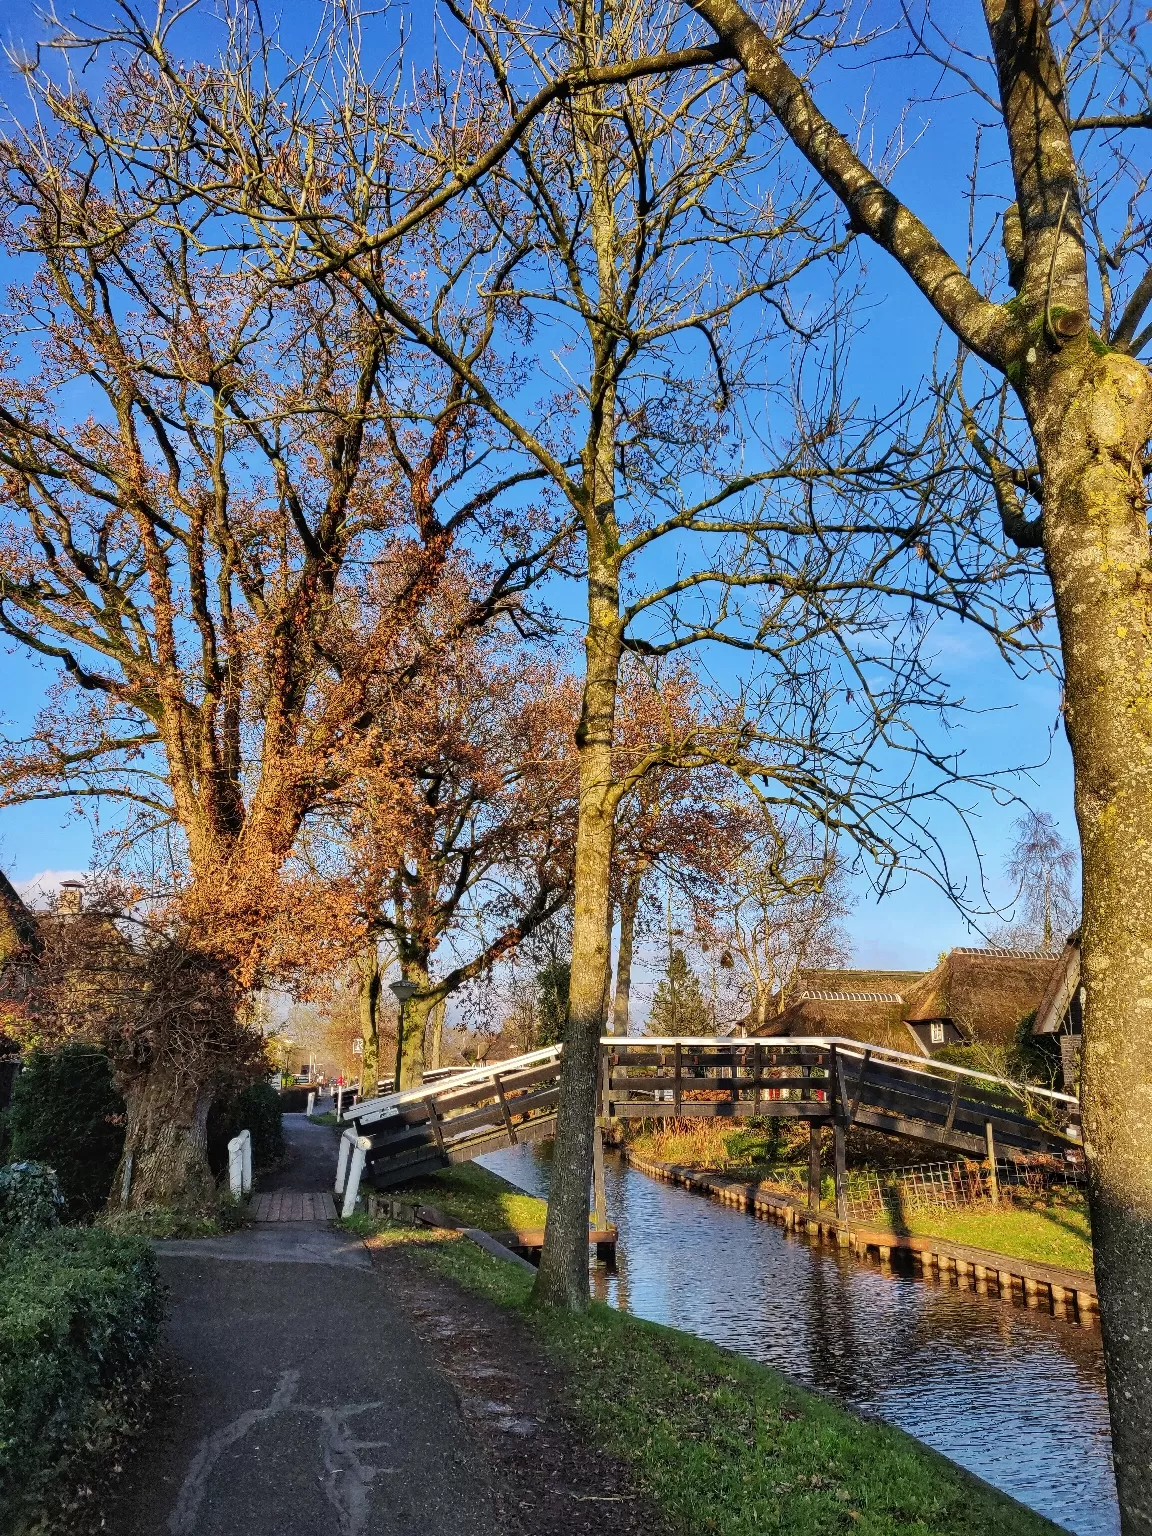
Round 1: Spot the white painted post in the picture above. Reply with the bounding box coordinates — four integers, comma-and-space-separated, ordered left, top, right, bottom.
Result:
342, 1139, 368, 1218
335, 1128, 355, 1195
227, 1134, 245, 1199
306, 1090, 316, 1118
336, 1085, 344, 1120
241, 1129, 252, 1194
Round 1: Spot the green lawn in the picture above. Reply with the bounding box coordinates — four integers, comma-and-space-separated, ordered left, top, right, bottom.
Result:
403, 1161, 549, 1233
349, 1219, 1066, 1536
871, 1192, 1093, 1273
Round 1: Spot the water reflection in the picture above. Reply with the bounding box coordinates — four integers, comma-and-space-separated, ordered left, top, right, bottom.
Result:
479, 1143, 1117, 1536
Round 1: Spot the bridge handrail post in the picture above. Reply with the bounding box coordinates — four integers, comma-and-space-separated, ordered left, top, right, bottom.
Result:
335, 1127, 356, 1195
341, 1139, 368, 1219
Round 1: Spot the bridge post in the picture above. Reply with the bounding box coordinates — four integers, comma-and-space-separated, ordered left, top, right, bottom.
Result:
985, 1121, 1000, 1205
804, 1057, 821, 1211
830, 1047, 849, 1225
808, 1122, 822, 1212
592, 1125, 608, 1232
833, 1121, 849, 1225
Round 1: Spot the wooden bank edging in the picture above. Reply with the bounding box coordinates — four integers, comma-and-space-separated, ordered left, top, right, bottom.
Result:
621, 1150, 1098, 1325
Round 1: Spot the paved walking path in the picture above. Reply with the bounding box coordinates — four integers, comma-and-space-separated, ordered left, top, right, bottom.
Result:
108, 1115, 500, 1535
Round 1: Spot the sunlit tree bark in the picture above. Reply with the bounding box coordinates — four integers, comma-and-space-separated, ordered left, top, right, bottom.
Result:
687, 1, 1152, 1523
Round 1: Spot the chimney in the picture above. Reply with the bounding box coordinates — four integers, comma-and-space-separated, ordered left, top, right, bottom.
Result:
58, 880, 84, 916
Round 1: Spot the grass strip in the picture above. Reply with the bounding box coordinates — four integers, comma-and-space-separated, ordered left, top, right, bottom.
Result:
350, 1218, 1066, 1536
629, 1130, 1093, 1274
865, 1195, 1093, 1272
399, 1161, 549, 1233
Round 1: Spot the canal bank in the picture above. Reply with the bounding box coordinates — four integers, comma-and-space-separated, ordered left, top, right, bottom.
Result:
478, 1142, 1117, 1536
620, 1150, 1099, 1323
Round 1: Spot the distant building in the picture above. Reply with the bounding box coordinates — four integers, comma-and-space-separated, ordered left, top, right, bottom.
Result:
0, 870, 40, 1105
775, 948, 1062, 1059
1030, 936, 1081, 1089
0, 870, 40, 967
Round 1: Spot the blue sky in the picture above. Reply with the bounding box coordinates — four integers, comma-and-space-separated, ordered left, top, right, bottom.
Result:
0, 0, 1078, 971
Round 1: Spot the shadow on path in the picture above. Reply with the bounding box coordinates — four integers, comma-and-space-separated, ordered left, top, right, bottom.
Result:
106, 1222, 501, 1536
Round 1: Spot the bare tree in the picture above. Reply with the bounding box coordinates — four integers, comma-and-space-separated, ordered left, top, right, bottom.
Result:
0, 21, 551, 1205
710, 830, 852, 1030
18, 1, 1050, 1303
308, 618, 579, 1090
990, 809, 1079, 951
678, 1, 1152, 1521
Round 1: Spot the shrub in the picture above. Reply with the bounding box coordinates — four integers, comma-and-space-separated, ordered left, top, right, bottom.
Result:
0, 1161, 63, 1245
0, 1226, 163, 1531
8, 1046, 125, 1220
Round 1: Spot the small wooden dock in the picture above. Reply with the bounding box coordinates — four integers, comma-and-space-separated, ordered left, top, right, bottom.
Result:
491, 1226, 619, 1266
625, 1152, 1098, 1326
252, 1190, 339, 1223
362, 1193, 617, 1266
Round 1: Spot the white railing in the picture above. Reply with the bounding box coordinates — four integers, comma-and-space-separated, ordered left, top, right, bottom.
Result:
343, 1043, 564, 1127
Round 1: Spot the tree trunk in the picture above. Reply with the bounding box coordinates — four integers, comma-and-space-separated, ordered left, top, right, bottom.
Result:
534, 558, 622, 1309
108, 1063, 217, 1213
357, 944, 382, 1091
1031, 341, 1152, 1534
395, 959, 433, 1090
611, 867, 644, 1036
533, 20, 624, 1311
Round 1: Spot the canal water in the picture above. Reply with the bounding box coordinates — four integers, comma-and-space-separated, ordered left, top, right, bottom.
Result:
477, 1143, 1117, 1536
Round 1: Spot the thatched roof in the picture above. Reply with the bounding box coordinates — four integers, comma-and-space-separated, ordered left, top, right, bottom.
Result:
902, 948, 1059, 1045
774, 969, 926, 1052
775, 993, 915, 1053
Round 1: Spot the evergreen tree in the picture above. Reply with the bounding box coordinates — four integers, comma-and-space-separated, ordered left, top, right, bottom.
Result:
535, 960, 571, 1047
647, 949, 711, 1037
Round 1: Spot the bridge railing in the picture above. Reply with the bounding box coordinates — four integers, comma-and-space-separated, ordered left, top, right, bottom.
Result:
602, 1037, 1077, 1157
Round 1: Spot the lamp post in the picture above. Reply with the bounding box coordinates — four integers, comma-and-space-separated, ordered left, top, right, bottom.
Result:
389, 979, 419, 1092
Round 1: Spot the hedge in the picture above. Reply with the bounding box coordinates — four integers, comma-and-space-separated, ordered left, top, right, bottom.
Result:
208, 1080, 285, 1176
0, 1225, 163, 1532
7, 1047, 125, 1221
230, 1081, 285, 1168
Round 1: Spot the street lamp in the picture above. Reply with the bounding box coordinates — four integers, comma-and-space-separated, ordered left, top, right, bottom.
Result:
389, 979, 419, 1091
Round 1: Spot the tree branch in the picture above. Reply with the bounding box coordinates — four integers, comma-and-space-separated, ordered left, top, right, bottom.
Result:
686, 0, 1016, 367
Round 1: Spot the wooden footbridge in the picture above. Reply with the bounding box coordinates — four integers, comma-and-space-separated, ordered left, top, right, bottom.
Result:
334, 1036, 1079, 1220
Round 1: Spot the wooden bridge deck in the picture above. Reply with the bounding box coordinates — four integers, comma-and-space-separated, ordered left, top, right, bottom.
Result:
335, 1037, 1078, 1212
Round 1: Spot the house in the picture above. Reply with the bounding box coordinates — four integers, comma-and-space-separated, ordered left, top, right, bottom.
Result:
775, 949, 1063, 1059
774, 969, 927, 1053
901, 947, 1060, 1056
1031, 935, 1081, 1089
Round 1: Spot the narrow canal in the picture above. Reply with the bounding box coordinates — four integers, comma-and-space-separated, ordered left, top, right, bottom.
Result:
478, 1143, 1117, 1536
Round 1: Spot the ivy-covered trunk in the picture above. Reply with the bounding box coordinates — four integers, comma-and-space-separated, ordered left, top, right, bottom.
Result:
357, 945, 382, 1091
610, 868, 644, 1036
395, 959, 433, 1090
